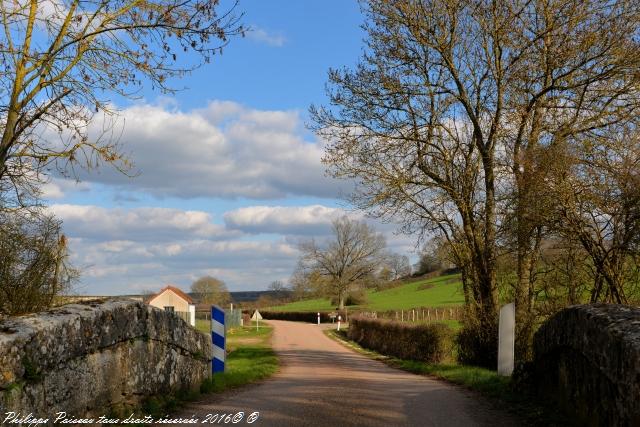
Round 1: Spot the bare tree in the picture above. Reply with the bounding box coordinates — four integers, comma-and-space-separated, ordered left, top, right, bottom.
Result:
0, 208, 78, 315
267, 280, 290, 300
0, 0, 243, 204
299, 216, 386, 310
387, 253, 411, 280
191, 276, 230, 306
311, 0, 640, 364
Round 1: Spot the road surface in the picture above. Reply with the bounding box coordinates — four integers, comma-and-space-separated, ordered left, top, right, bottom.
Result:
171, 320, 518, 426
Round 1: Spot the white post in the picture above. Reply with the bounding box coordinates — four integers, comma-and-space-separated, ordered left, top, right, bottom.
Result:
498, 303, 516, 376
188, 304, 196, 327
317, 312, 320, 325
337, 315, 342, 331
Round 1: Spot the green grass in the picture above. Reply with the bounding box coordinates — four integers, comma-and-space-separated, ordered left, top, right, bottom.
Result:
269, 274, 465, 312
195, 319, 210, 334
326, 329, 567, 426
200, 322, 278, 393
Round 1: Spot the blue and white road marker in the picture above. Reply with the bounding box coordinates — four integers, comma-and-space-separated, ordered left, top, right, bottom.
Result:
211, 305, 226, 374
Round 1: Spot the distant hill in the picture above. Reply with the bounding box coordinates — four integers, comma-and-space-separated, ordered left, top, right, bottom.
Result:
228, 290, 292, 303
62, 290, 291, 305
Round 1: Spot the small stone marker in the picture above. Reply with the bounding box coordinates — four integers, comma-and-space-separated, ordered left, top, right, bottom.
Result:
252, 310, 262, 331
317, 312, 320, 325
498, 303, 515, 376
337, 315, 342, 331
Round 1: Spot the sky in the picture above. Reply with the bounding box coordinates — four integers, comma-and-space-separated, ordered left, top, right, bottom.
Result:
43, 0, 420, 296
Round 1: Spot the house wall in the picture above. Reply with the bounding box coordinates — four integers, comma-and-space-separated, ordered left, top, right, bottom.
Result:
149, 289, 190, 312
0, 299, 212, 417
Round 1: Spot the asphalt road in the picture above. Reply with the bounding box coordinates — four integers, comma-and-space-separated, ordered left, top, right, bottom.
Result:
171, 320, 519, 427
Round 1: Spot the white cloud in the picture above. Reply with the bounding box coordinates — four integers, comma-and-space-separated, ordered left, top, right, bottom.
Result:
246, 26, 287, 47
41, 178, 91, 200
53, 204, 300, 295
70, 101, 347, 200
50, 204, 235, 241
51, 202, 419, 295
224, 204, 352, 235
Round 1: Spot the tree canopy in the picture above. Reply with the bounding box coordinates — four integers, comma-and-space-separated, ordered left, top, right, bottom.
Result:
0, 0, 243, 205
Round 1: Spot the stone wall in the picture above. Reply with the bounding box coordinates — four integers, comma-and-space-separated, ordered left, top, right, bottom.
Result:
531, 304, 640, 427
0, 299, 212, 417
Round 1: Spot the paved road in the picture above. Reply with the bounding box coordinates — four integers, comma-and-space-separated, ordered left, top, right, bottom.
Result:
171, 320, 518, 427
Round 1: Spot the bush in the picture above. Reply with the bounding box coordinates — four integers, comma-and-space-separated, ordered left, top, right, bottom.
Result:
330, 289, 368, 306
348, 316, 454, 363
456, 315, 498, 368
259, 310, 348, 323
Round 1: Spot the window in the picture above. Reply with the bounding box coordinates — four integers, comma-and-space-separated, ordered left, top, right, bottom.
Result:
164, 306, 175, 312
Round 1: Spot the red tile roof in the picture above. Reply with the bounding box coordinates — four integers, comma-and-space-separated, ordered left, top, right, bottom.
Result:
148, 285, 194, 305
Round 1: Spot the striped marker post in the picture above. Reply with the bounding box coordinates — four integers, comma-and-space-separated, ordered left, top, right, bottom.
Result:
211, 305, 226, 374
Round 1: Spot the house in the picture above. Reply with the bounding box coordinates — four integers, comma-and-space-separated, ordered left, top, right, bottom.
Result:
148, 285, 196, 326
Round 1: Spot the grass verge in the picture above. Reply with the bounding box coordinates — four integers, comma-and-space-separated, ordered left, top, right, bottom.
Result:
325, 328, 568, 426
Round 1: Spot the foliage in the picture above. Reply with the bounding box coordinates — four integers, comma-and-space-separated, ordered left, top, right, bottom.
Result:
456, 314, 498, 369
330, 288, 368, 306
259, 310, 347, 323
0, 209, 77, 315
348, 316, 454, 363
191, 276, 230, 306
0, 0, 243, 204
311, 0, 640, 364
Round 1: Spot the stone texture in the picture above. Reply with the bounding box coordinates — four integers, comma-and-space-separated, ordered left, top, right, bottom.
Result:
0, 299, 212, 417
532, 304, 640, 427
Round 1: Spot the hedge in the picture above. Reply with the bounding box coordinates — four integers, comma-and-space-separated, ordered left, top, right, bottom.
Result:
258, 310, 348, 323
347, 316, 454, 363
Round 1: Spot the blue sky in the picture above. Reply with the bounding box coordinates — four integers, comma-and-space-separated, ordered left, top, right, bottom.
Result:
44, 1, 418, 296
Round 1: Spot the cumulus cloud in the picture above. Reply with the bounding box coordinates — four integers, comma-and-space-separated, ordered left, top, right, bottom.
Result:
51, 202, 419, 295
70, 100, 347, 200
49, 204, 235, 242
53, 204, 300, 294
224, 204, 352, 235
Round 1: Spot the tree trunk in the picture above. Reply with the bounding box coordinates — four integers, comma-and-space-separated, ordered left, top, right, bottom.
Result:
515, 248, 534, 361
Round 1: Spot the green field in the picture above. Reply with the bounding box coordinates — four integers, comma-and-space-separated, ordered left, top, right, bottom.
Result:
269, 274, 465, 312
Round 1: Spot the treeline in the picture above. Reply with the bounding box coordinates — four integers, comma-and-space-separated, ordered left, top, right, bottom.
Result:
310, 0, 640, 366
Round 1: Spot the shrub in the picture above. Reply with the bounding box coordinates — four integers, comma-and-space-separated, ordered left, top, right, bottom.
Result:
456, 313, 498, 368
330, 289, 368, 306
259, 310, 348, 323
348, 316, 454, 363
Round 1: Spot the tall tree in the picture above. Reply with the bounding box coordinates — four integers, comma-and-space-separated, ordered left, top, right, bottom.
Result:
499, 0, 640, 359
0, 0, 243, 204
191, 276, 230, 306
311, 0, 640, 364
299, 216, 386, 310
